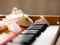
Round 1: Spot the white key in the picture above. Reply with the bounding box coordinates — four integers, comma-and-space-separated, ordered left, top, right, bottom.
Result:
22, 30, 39, 34
13, 37, 31, 42
7, 42, 24, 45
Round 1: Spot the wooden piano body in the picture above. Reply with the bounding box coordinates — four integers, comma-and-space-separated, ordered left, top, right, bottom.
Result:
1, 15, 60, 25
0, 15, 60, 45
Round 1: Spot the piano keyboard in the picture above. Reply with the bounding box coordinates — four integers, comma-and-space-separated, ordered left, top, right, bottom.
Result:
4, 24, 59, 45
6, 24, 48, 45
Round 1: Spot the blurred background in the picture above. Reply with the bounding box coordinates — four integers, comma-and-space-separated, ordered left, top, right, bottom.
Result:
0, 0, 60, 15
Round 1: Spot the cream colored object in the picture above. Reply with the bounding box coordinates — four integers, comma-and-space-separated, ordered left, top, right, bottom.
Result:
17, 16, 33, 27
6, 7, 33, 27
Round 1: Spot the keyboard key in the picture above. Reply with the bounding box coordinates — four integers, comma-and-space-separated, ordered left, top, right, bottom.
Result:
17, 34, 34, 38
27, 24, 48, 32
7, 42, 26, 45
21, 30, 40, 37
34, 24, 48, 27
12, 34, 36, 44
22, 30, 39, 34
13, 37, 32, 42
27, 24, 44, 29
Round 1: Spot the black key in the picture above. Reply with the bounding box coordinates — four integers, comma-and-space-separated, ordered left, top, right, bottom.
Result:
34, 24, 48, 27
27, 24, 48, 32
36, 24, 48, 29
27, 24, 45, 30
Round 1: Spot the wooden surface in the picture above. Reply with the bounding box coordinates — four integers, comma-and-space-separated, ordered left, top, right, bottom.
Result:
0, 15, 60, 25
28, 15, 60, 25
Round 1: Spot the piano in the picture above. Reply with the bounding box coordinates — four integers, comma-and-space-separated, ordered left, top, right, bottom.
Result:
0, 15, 60, 45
